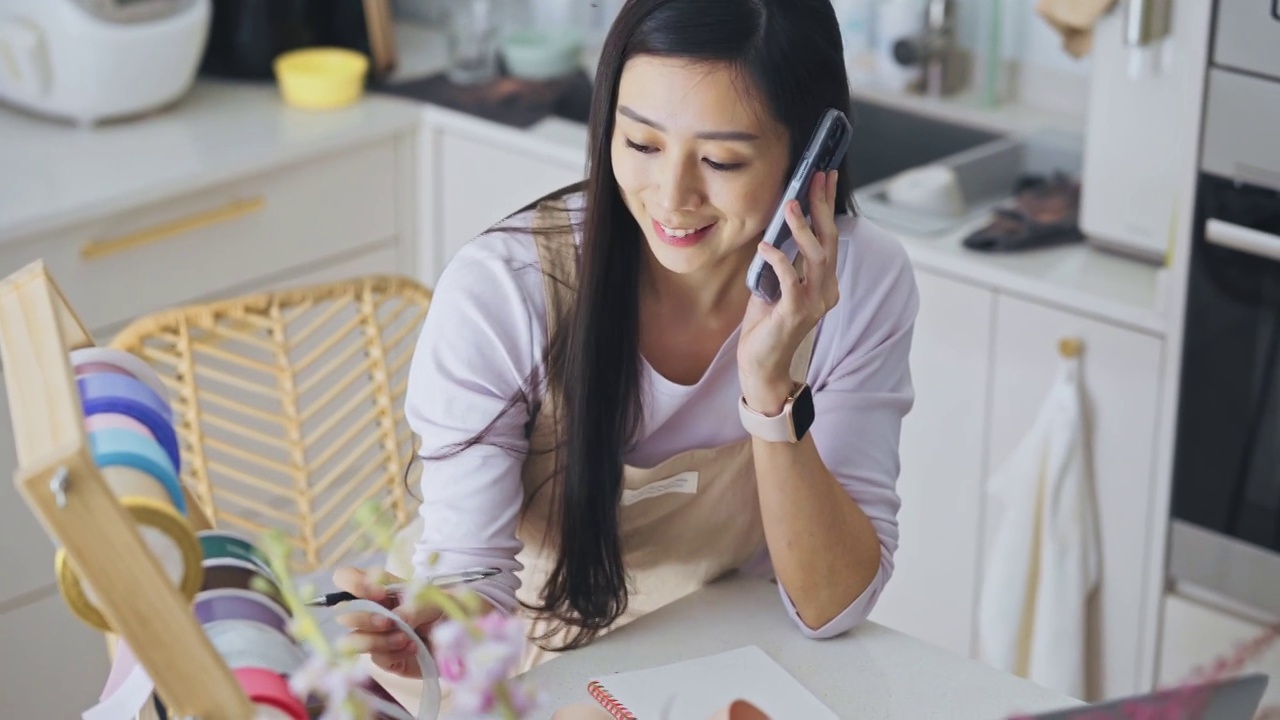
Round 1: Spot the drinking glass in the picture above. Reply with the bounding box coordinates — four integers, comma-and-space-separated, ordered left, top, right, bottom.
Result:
445, 0, 500, 85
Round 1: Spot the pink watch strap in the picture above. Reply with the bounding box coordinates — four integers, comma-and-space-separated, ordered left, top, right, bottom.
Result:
738, 393, 797, 443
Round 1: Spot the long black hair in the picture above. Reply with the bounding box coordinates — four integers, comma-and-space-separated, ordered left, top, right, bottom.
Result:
427, 0, 857, 650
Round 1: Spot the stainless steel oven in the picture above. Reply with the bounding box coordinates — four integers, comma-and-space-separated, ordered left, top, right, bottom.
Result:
1168, 1, 1280, 616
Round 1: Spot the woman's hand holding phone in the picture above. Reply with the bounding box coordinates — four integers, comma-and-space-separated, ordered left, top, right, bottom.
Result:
331, 566, 444, 678
737, 169, 841, 416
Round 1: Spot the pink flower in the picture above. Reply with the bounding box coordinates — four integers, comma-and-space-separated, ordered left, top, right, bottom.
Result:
288, 653, 369, 720
452, 682, 499, 716
427, 612, 540, 717
431, 620, 471, 683
467, 637, 521, 688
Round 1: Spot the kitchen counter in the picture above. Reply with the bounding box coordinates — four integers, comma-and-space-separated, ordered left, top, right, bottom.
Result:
520, 575, 1083, 718
0, 80, 422, 244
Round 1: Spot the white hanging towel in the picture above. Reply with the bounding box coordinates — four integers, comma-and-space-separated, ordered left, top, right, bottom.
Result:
977, 352, 1101, 700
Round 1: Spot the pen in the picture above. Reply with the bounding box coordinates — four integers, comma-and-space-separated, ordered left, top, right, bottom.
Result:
305, 567, 502, 607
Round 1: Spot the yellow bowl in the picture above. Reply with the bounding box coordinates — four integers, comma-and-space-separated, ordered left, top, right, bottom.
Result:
273, 47, 370, 110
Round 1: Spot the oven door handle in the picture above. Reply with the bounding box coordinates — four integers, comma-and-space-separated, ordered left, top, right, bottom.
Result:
1205, 218, 1280, 262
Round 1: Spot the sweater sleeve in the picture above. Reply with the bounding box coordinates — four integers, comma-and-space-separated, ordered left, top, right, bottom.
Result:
403, 231, 547, 614
776, 221, 919, 639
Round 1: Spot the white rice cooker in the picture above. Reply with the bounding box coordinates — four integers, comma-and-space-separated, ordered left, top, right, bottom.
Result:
0, 0, 210, 126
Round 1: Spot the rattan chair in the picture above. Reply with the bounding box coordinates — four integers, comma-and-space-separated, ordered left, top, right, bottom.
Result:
110, 275, 430, 574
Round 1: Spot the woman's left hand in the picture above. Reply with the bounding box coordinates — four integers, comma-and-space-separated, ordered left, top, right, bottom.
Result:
737, 169, 841, 416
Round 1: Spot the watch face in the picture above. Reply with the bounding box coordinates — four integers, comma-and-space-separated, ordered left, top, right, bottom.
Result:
792, 384, 815, 440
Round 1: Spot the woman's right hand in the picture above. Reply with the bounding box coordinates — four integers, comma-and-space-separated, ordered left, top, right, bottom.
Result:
332, 567, 443, 678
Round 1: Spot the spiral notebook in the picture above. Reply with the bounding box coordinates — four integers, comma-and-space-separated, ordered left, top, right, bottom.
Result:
586, 646, 838, 720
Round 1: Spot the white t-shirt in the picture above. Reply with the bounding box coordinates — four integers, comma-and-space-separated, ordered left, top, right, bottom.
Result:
404, 193, 918, 638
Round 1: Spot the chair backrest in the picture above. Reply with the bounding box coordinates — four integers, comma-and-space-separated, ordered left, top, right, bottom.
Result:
110, 275, 430, 573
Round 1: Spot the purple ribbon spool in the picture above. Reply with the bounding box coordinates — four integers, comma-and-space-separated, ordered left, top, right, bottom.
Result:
77, 373, 180, 476
194, 588, 291, 635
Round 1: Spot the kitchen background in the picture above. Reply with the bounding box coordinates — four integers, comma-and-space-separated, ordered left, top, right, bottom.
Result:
0, 0, 1277, 718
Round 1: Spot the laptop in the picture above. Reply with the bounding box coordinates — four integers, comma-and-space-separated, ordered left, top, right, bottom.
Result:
1024, 673, 1270, 720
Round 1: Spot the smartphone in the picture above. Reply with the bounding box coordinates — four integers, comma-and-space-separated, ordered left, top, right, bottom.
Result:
745, 108, 853, 302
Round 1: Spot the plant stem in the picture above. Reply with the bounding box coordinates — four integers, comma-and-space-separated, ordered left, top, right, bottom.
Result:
494, 682, 518, 720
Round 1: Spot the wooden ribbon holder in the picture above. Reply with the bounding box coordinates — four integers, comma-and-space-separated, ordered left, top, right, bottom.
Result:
0, 261, 253, 719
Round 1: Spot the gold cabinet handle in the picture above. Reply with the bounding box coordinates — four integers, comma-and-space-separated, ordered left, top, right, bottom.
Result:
1058, 337, 1083, 358
80, 197, 266, 261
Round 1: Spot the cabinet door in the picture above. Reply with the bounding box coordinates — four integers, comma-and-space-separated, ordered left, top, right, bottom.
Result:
433, 130, 584, 284
1158, 593, 1280, 710
868, 271, 994, 657
984, 295, 1164, 699
0, 589, 108, 718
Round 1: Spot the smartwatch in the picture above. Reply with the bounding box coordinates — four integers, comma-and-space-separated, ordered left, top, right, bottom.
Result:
739, 382, 815, 443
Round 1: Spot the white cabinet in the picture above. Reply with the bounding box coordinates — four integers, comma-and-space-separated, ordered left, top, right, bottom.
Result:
0, 124, 418, 719
983, 295, 1164, 700
869, 271, 994, 658
0, 589, 109, 718
425, 126, 584, 284
1158, 593, 1280, 710
0, 140, 399, 335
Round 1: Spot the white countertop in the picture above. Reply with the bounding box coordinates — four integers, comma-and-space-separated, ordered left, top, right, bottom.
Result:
0, 80, 422, 244
520, 575, 1082, 719
890, 211, 1169, 335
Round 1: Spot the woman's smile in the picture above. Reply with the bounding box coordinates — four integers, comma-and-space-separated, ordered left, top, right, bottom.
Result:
652, 219, 717, 247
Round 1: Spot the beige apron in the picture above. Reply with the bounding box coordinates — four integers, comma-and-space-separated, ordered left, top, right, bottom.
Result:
377, 199, 816, 706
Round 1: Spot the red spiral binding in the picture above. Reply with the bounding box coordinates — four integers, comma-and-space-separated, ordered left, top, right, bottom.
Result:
587, 680, 637, 720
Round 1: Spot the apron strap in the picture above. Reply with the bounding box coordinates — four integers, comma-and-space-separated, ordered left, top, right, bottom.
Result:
527, 200, 579, 460
531, 200, 579, 344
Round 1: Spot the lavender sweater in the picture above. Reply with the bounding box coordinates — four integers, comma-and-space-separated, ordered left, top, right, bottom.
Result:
404, 194, 918, 639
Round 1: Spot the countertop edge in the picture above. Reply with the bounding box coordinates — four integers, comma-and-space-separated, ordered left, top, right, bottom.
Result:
905, 245, 1170, 338
0, 96, 422, 246
419, 103, 589, 169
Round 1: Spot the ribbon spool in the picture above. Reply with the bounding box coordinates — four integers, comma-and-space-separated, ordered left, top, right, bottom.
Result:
85, 411, 156, 441
55, 495, 202, 632
87, 428, 186, 515
53, 346, 200, 633
199, 530, 277, 580
201, 558, 289, 615
234, 668, 308, 720
194, 538, 313, 719
195, 588, 292, 635
78, 373, 181, 476
69, 346, 172, 404
204, 619, 308, 675
56, 504, 198, 621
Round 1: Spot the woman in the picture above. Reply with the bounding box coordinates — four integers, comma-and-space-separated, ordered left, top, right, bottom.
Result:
336, 0, 918, 684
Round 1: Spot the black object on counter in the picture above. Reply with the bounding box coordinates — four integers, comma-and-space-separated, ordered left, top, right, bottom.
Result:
963, 172, 1085, 252
199, 0, 377, 80
376, 69, 595, 129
